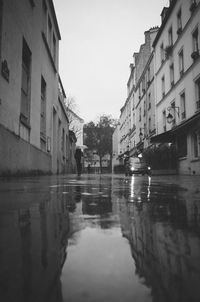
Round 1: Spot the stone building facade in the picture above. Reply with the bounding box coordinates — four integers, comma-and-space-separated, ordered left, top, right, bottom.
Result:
0, 0, 76, 175
151, 0, 200, 175
115, 0, 200, 175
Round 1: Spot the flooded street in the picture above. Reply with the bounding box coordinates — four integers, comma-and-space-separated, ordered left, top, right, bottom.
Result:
0, 174, 200, 302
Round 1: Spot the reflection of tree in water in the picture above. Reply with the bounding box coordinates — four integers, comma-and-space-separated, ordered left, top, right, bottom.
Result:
81, 177, 113, 229
119, 180, 200, 302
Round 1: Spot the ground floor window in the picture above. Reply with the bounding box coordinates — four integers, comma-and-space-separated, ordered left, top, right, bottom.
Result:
193, 130, 200, 158
0, 0, 3, 58
177, 133, 187, 158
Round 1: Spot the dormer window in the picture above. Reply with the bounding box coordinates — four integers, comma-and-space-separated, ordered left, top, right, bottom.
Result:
191, 27, 199, 61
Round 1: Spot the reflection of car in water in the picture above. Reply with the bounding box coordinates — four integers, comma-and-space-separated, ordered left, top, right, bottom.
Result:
128, 157, 151, 176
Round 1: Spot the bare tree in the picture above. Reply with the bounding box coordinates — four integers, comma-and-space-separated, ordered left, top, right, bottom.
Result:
64, 96, 83, 140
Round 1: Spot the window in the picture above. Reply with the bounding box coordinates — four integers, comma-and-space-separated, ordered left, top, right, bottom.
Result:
171, 101, 176, 126
180, 91, 186, 120
148, 92, 151, 110
177, 134, 187, 157
53, 33, 56, 62
47, 16, 52, 48
143, 100, 146, 116
144, 123, 146, 137
29, 0, 35, 8
178, 49, 184, 77
0, 0, 3, 59
161, 76, 165, 98
170, 63, 174, 87
148, 117, 151, 133
139, 84, 141, 98
40, 76, 46, 141
42, 0, 47, 36
192, 27, 199, 55
20, 39, 31, 126
160, 43, 165, 63
58, 119, 61, 151
177, 9, 182, 34
139, 107, 141, 121
168, 26, 173, 46
190, 0, 197, 13
193, 130, 200, 158
147, 67, 150, 84
62, 128, 65, 153
163, 110, 166, 132
142, 78, 145, 93
195, 77, 200, 110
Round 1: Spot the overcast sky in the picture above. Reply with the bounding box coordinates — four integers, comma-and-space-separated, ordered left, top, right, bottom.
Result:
53, 0, 169, 123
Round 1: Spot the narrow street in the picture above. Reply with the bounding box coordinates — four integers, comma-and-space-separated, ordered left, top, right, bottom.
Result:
0, 174, 200, 302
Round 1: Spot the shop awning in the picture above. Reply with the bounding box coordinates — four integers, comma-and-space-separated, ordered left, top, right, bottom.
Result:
151, 111, 200, 144
150, 130, 175, 143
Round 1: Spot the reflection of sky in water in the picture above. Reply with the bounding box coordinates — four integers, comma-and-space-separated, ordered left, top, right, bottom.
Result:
61, 227, 152, 302
130, 176, 135, 199
147, 176, 151, 201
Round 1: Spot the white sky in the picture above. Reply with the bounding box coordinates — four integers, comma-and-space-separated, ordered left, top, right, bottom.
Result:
53, 0, 169, 123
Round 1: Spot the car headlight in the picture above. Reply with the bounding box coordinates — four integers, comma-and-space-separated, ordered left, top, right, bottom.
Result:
148, 166, 151, 170
131, 167, 135, 171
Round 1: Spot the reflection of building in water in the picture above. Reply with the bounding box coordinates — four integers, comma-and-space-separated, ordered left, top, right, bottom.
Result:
0, 192, 70, 302
124, 197, 200, 302
116, 177, 200, 302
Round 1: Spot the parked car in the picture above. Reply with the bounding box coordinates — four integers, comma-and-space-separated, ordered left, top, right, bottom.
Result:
128, 157, 151, 175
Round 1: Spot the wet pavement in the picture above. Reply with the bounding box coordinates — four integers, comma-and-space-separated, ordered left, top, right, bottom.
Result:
0, 174, 200, 302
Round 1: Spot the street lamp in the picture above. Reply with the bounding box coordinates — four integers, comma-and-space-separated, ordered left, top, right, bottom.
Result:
139, 127, 146, 141
167, 104, 180, 124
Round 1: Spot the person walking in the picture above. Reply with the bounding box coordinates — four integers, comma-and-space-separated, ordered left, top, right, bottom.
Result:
74, 147, 83, 176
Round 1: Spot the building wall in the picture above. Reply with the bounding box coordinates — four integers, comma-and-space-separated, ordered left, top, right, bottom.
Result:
154, 0, 200, 174
0, 123, 51, 175
155, 0, 200, 133
115, 0, 200, 175
0, 0, 71, 175
0, 186, 70, 301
